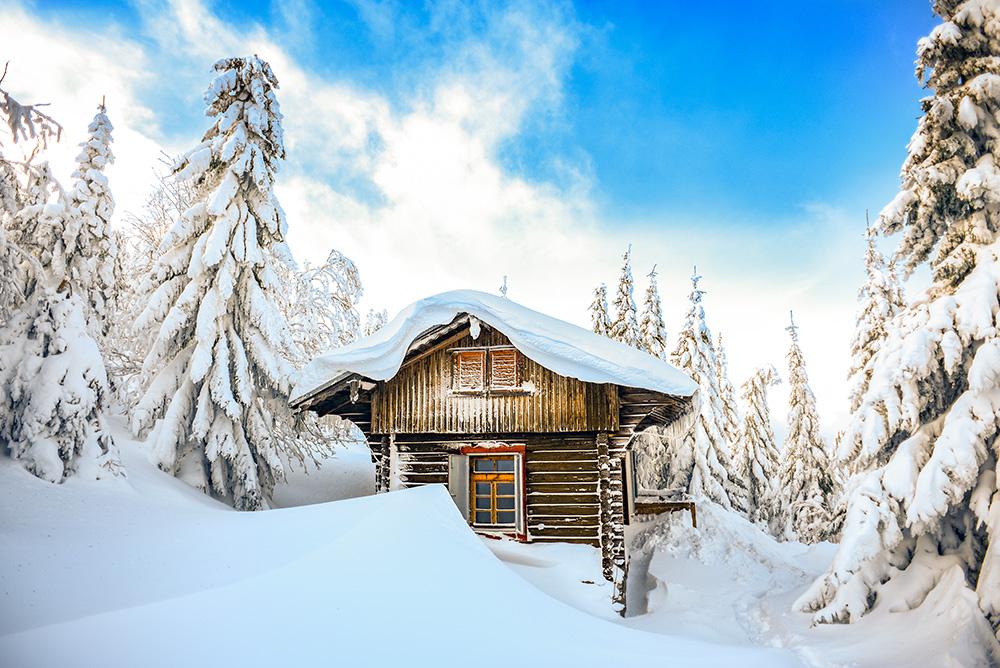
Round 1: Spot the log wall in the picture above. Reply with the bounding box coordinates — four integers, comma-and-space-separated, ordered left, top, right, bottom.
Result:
392, 433, 604, 546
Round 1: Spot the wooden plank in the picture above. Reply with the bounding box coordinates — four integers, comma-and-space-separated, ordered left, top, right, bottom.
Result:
525, 493, 599, 505
526, 482, 599, 494
527, 537, 600, 545
529, 526, 601, 538
528, 516, 600, 526
524, 450, 598, 461
528, 504, 600, 516
525, 460, 597, 473
527, 471, 599, 483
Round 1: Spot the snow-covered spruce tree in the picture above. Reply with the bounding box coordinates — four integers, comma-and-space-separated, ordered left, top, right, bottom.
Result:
847, 223, 904, 413
799, 2, 1000, 634
666, 270, 747, 510
133, 56, 317, 510
715, 332, 742, 450
0, 92, 119, 482
106, 175, 196, 405
67, 103, 117, 338
775, 313, 835, 543
610, 247, 640, 348
639, 265, 668, 359
0, 280, 119, 482
734, 366, 781, 528
589, 283, 612, 337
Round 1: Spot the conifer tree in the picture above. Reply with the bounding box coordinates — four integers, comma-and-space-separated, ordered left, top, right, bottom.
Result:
667, 269, 746, 510
0, 283, 119, 482
800, 3, 1000, 637
715, 332, 741, 450
639, 265, 668, 358
776, 313, 834, 543
132, 56, 309, 510
847, 221, 904, 412
734, 366, 781, 528
0, 89, 119, 482
609, 247, 640, 348
67, 103, 117, 338
589, 283, 612, 337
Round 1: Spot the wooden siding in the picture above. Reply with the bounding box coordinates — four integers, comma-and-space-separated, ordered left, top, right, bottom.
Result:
371, 326, 619, 435
393, 433, 602, 546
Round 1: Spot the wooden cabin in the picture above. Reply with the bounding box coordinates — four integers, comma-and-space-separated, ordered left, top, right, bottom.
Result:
290, 291, 696, 610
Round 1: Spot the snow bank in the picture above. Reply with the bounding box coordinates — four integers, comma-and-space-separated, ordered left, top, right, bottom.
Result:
292, 290, 697, 403
628, 501, 999, 667
0, 444, 799, 668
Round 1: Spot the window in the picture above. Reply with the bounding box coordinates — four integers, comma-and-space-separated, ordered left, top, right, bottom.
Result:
489, 348, 519, 388
470, 456, 517, 526
452, 347, 521, 392
454, 350, 485, 390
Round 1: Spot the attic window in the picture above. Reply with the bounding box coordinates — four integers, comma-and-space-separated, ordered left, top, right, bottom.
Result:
455, 350, 486, 390
489, 349, 519, 388
452, 348, 522, 392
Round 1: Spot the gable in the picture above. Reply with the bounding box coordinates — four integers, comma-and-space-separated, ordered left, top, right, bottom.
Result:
371, 320, 620, 434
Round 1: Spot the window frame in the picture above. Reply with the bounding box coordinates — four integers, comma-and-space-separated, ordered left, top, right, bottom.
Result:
469, 455, 518, 527
460, 443, 526, 540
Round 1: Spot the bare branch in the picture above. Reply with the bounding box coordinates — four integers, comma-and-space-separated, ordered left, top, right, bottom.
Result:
0, 68, 64, 150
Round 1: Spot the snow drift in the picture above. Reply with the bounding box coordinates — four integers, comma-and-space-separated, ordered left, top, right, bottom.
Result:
630, 500, 1000, 667
292, 289, 697, 404
0, 445, 797, 668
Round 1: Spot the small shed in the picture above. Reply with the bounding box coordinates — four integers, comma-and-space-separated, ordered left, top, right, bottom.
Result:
290, 290, 697, 609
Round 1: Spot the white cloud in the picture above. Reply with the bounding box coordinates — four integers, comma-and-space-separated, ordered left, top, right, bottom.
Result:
0, 6, 166, 225
0, 0, 868, 441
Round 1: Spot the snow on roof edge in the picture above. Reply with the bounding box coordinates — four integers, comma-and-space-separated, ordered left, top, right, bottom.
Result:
291, 290, 696, 404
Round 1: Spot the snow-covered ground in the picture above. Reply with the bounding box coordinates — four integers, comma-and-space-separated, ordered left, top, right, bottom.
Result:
1, 428, 798, 668
491, 503, 998, 667
271, 439, 375, 508
2, 429, 995, 667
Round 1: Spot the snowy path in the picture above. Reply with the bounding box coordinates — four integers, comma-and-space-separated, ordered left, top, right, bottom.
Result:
0, 445, 803, 668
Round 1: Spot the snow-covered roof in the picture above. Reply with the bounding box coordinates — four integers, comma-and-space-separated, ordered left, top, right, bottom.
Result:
291, 290, 697, 405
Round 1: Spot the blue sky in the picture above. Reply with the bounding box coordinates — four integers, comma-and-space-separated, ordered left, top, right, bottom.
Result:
3, 1, 939, 433
32, 0, 934, 222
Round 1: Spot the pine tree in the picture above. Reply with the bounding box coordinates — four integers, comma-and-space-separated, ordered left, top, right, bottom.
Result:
799, 3, 1000, 635
589, 283, 612, 337
733, 366, 781, 528
67, 103, 117, 338
132, 56, 309, 510
847, 221, 904, 413
639, 265, 668, 358
0, 99, 120, 482
609, 247, 640, 348
107, 174, 197, 406
0, 284, 119, 482
666, 269, 746, 510
776, 313, 835, 543
715, 332, 741, 449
